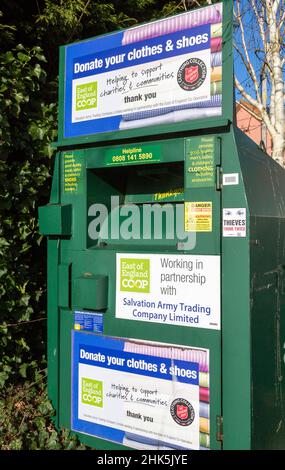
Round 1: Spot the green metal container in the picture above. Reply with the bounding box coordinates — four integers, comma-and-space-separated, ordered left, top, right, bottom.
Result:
39, 1, 285, 450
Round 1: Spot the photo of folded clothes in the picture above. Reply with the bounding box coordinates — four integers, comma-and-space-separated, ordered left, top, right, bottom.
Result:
123, 341, 210, 450
120, 107, 222, 129
122, 4, 223, 45
122, 94, 222, 122
65, 0, 224, 139
211, 51, 222, 67
118, 11, 223, 130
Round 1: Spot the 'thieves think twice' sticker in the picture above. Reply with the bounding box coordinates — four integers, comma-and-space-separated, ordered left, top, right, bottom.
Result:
223, 208, 246, 238
116, 253, 220, 330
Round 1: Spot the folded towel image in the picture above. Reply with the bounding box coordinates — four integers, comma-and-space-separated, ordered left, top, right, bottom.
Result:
123, 341, 209, 371
211, 80, 222, 94
211, 66, 222, 82
211, 36, 222, 53
122, 4, 223, 45
211, 51, 222, 67
120, 106, 222, 129
122, 95, 222, 122
211, 23, 223, 38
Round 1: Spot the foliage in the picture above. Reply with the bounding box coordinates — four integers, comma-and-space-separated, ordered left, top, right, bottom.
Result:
0, 368, 87, 450
0, 40, 56, 390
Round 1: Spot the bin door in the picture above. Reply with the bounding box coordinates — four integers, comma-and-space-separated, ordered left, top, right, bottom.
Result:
183, 134, 222, 450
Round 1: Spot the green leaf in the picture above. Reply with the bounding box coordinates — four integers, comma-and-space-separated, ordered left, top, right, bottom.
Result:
33, 64, 42, 79
19, 363, 28, 378
17, 52, 30, 62
4, 51, 14, 62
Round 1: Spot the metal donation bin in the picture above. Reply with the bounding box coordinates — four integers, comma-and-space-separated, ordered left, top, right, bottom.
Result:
39, 0, 285, 450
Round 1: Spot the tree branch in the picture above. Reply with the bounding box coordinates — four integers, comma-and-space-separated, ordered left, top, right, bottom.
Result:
250, 0, 266, 46
234, 42, 264, 101
234, 0, 262, 102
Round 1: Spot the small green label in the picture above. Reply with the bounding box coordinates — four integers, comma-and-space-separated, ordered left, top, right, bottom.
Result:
105, 144, 161, 166
120, 258, 150, 293
64, 153, 83, 193
185, 136, 215, 188
76, 82, 97, 111
81, 378, 103, 407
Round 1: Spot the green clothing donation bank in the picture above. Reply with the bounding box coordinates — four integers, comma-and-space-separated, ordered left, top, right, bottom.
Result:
39, 1, 285, 450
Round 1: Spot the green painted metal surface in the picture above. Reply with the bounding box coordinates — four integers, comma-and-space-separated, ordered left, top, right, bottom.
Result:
39, 204, 72, 236
39, 125, 285, 450
235, 128, 285, 449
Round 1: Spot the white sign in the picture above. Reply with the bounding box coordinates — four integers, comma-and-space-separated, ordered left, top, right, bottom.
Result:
223, 208, 246, 237
78, 362, 199, 449
64, 2, 225, 137
72, 50, 211, 124
72, 333, 209, 449
222, 173, 239, 186
116, 253, 220, 330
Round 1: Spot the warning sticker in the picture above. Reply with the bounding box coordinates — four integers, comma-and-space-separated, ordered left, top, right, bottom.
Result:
185, 202, 212, 232
223, 208, 246, 237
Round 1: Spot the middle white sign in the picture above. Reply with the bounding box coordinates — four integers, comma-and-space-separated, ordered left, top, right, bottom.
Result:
116, 253, 220, 330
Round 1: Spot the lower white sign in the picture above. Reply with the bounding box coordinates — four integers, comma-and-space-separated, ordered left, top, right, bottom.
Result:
116, 253, 220, 330
72, 332, 210, 450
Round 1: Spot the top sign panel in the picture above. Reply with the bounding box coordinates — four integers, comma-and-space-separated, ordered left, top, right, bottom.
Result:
62, 2, 225, 140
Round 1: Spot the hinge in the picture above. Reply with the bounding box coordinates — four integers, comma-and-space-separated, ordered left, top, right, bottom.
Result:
216, 415, 223, 443
216, 165, 223, 191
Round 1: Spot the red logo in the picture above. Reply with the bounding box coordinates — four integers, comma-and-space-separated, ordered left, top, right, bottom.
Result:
177, 58, 207, 91
185, 66, 199, 84
176, 404, 189, 420
170, 398, 194, 426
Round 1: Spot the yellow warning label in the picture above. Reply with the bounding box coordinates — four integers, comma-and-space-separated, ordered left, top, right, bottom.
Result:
184, 202, 212, 232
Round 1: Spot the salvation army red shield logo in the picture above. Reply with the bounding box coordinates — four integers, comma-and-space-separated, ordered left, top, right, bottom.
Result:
185, 66, 199, 84
176, 404, 189, 420
170, 398, 195, 426
177, 58, 207, 91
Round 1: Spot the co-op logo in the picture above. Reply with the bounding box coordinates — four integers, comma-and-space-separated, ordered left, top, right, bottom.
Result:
81, 377, 103, 408
120, 258, 150, 293
75, 81, 98, 111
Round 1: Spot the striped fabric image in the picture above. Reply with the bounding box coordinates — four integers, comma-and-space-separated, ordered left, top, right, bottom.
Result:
120, 107, 221, 129
211, 36, 222, 53
124, 341, 209, 371
122, 4, 222, 45
211, 51, 222, 67
122, 94, 222, 122
119, 5, 223, 129
123, 341, 210, 450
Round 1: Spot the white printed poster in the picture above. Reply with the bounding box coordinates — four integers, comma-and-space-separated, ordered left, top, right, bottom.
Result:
115, 253, 220, 330
71, 50, 211, 123
63, 2, 223, 138
72, 332, 210, 450
223, 208, 246, 237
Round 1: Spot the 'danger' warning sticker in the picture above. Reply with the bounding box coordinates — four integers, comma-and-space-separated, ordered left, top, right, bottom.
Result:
184, 202, 212, 232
